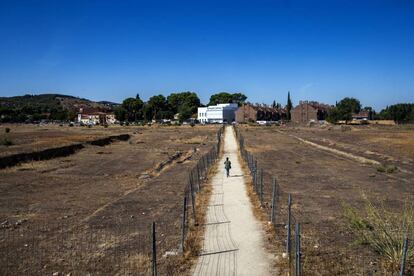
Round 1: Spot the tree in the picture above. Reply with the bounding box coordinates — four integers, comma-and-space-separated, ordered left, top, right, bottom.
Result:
327, 97, 362, 123
286, 91, 293, 120
326, 107, 342, 123
208, 92, 247, 106
167, 92, 200, 115
144, 94, 170, 121
122, 95, 144, 121
114, 106, 127, 122
337, 97, 361, 114
178, 104, 193, 122
378, 103, 414, 123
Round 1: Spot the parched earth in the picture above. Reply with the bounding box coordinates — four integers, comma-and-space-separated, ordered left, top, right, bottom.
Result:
0, 125, 219, 275
238, 125, 414, 275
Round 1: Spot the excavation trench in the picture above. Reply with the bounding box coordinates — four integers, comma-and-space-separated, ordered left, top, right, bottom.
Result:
0, 134, 130, 169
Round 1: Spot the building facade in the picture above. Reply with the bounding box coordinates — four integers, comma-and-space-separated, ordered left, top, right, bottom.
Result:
197, 103, 238, 123
77, 108, 116, 125
291, 101, 331, 124
235, 104, 285, 123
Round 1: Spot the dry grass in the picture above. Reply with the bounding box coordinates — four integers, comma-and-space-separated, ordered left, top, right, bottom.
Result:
343, 192, 414, 273
233, 129, 284, 274
163, 156, 217, 276
177, 135, 210, 145
126, 254, 150, 275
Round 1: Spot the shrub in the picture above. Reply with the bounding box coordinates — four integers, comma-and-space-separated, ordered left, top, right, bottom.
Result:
386, 165, 398, 173
1, 138, 13, 146
5, 127, 10, 133
377, 165, 398, 173
377, 166, 386, 173
343, 194, 414, 271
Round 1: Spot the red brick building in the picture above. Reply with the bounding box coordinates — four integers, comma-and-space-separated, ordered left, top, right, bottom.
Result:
291, 101, 331, 124
235, 104, 286, 123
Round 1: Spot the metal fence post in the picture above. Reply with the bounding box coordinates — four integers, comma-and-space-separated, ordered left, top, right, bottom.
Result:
180, 196, 187, 253
260, 169, 264, 205
270, 177, 277, 223
197, 163, 201, 190
189, 180, 196, 225
151, 222, 157, 276
287, 194, 292, 258
295, 223, 301, 276
400, 237, 408, 276
253, 168, 257, 191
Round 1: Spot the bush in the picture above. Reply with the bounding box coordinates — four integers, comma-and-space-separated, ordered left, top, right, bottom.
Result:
1, 138, 13, 146
377, 165, 398, 173
343, 194, 414, 271
5, 127, 10, 133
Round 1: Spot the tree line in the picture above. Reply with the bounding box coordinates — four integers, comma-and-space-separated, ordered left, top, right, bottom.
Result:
114, 92, 248, 122
326, 97, 414, 123
1, 92, 413, 124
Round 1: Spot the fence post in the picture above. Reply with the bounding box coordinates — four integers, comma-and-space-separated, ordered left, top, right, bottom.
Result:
270, 177, 277, 223
295, 223, 301, 276
254, 160, 258, 192
196, 164, 201, 190
151, 222, 157, 276
253, 167, 257, 191
400, 237, 408, 276
189, 180, 197, 225
260, 169, 264, 205
180, 196, 187, 253
286, 194, 292, 259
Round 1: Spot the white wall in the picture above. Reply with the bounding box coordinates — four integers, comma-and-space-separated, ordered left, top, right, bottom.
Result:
197, 103, 238, 123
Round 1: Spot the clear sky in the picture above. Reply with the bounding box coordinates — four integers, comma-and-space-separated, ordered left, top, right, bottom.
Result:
0, 0, 413, 111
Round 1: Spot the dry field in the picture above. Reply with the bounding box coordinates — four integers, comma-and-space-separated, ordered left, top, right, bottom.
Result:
238, 124, 414, 275
0, 124, 134, 157
0, 124, 219, 275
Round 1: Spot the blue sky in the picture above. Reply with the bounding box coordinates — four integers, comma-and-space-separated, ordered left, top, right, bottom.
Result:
0, 0, 413, 111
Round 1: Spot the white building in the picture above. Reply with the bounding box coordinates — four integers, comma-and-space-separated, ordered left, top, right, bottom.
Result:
197, 103, 238, 124
77, 108, 116, 125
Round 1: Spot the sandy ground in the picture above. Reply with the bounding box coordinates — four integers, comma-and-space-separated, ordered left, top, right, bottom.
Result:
239, 125, 414, 274
192, 126, 273, 276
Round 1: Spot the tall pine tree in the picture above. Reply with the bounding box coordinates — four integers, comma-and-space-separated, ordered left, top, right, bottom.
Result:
286, 91, 293, 120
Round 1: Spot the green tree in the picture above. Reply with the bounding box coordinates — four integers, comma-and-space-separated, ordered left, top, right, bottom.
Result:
114, 106, 127, 122
378, 103, 414, 123
208, 92, 247, 106
144, 94, 170, 121
122, 95, 144, 121
167, 91, 200, 116
178, 104, 193, 122
286, 91, 293, 120
326, 107, 342, 123
327, 97, 362, 123
337, 97, 361, 114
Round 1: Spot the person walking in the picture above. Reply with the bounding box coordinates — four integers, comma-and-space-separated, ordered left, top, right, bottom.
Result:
224, 157, 232, 177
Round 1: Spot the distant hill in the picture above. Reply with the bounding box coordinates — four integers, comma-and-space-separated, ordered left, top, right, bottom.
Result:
0, 93, 119, 122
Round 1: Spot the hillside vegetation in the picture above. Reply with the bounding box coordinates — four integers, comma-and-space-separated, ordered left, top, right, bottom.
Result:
0, 94, 118, 122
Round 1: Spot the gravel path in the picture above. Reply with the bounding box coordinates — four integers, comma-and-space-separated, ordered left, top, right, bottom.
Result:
192, 126, 273, 276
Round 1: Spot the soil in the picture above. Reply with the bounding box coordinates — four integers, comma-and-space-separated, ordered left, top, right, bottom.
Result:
0, 124, 219, 275
238, 124, 414, 275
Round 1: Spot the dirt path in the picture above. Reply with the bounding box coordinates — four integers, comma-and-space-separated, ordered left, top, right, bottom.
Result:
192, 126, 273, 276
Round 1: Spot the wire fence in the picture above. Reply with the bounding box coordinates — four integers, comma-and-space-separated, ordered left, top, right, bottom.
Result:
234, 125, 411, 276
0, 126, 224, 276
